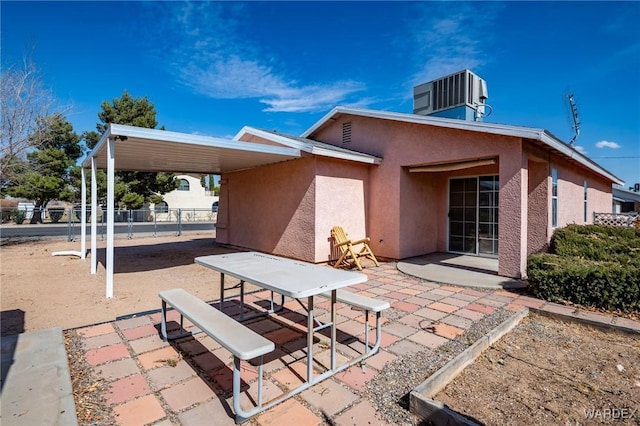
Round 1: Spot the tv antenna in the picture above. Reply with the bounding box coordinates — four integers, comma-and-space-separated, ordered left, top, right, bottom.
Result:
567, 93, 580, 146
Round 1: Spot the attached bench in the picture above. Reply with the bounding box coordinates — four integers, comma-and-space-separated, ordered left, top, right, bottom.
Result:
159, 288, 275, 423
320, 290, 390, 359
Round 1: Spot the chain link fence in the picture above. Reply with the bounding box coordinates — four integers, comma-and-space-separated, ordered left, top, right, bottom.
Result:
1, 207, 217, 241
70, 207, 217, 241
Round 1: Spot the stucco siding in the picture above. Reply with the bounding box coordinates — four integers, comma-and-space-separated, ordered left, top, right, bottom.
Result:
314, 158, 370, 263
553, 159, 613, 228
527, 156, 550, 256
315, 116, 520, 263
221, 158, 317, 262
399, 170, 440, 258
498, 146, 527, 278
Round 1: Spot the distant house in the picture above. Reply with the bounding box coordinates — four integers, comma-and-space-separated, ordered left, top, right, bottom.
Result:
216, 103, 621, 279
612, 187, 640, 213
152, 174, 218, 220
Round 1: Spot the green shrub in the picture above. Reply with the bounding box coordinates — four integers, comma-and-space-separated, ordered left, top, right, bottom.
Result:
528, 224, 640, 313
10, 209, 26, 224
551, 224, 640, 267
528, 254, 639, 312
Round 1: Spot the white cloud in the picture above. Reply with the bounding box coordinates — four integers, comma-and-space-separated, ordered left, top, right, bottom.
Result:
151, 3, 365, 113
574, 146, 587, 154
407, 4, 502, 88
596, 140, 621, 149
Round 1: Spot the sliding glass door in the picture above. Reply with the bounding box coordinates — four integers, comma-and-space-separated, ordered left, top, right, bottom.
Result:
448, 176, 499, 256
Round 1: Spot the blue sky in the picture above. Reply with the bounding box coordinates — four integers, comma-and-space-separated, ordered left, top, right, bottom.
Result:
3, 1, 639, 187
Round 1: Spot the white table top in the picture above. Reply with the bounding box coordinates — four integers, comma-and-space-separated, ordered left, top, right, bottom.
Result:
195, 252, 367, 299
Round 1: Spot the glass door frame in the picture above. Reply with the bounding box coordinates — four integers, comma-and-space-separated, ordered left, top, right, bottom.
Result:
447, 174, 499, 257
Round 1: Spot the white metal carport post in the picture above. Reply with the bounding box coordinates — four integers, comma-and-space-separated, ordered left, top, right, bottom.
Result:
90, 157, 97, 274
80, 167, 87, 259
106, 137, 115, 298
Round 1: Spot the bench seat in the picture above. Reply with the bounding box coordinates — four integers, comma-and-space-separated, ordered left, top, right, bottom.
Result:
321, 290, 390, 312
159, 288, 274, 360
320, 290, 389, 362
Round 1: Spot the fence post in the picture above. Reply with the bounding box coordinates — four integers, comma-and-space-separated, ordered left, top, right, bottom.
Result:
177, 208, 182, 236
153, 209, 157, 237
128, 210, 133, 239
67, 207, 74, 242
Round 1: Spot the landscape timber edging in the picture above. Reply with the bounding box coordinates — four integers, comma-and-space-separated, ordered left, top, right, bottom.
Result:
409, 307, 529, 426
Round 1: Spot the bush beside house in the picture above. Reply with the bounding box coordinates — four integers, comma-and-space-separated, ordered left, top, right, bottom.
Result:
528, 224, 640, 313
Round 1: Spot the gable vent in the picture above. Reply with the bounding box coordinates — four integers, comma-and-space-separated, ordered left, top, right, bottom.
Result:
342, 122, 352, 144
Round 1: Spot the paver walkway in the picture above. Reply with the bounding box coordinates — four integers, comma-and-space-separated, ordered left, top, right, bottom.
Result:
71, 262, 639, 426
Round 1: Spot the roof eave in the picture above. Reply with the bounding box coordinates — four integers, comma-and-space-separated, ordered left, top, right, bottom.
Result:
302, 107, 622, 185
239, 125, 381, 165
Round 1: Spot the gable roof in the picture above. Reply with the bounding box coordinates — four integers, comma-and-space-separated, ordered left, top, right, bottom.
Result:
302, 107, 622, 185
233, 126, 382, 165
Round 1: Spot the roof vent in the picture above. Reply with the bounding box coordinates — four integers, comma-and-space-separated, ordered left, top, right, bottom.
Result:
413, 69, 491, 121
342, 122, 352, 144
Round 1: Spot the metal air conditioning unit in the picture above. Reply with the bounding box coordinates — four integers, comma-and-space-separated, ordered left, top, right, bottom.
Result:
413, 69, 489, 121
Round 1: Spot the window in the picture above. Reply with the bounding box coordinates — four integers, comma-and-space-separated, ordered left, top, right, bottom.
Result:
551, 168, 558, 228
583, 180, 588, 223
155, 201, 168, 213
178, 179, 190, 191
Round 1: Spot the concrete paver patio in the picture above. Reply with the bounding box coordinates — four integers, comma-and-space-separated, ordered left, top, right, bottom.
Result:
65, 261, 640, 426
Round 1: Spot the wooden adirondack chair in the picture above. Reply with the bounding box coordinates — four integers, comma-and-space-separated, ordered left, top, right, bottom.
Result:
331, 226, 380, 270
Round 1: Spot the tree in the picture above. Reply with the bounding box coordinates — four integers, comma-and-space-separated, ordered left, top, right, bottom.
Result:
83, 90, 178, 209
1, 57, 57, 192
6, 113, 83, 222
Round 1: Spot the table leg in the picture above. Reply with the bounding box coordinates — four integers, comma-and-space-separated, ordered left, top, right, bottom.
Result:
220, 273, 225, 311
307, 295, 314, 383
239, 280, 245, 321
331, 289, 337, 371
160, 300, 168, 341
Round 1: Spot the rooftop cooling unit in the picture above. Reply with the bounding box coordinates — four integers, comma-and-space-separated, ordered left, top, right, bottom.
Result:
413, 69, 489, 121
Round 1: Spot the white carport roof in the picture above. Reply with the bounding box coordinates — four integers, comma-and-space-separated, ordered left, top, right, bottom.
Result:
82, 123, 302, 173
79, 123, 302, 298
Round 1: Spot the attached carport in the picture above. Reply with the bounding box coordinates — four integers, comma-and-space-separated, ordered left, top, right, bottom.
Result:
80, 124, 301, 298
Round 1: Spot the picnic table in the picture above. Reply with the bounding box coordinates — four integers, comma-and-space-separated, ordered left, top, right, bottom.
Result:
191, 251, 387, 422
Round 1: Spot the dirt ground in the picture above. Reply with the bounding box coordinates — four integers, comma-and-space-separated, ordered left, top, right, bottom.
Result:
0, 233, 249, 335
435, 313, 640, 425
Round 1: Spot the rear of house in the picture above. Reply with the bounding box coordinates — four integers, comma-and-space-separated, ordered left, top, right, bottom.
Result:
216, 71, 620, 279
303, 109, 617, 278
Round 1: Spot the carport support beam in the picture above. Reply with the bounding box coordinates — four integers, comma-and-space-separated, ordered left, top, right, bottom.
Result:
80, 167, 87, 259
106, 137, 115, 298
91, 159, 97, 274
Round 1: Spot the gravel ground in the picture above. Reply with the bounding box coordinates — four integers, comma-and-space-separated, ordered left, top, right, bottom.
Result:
64, 330, 116, 426
366, 308, 515, 425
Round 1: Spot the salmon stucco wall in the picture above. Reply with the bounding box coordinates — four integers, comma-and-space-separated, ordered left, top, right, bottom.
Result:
313, 116, 519, 263
219, 157, 317, 262
552, 158, 613, 228
315, 158, 370, 263
399, 170, 441, 257
497, 148, 528, 278
527, 155, 550, 256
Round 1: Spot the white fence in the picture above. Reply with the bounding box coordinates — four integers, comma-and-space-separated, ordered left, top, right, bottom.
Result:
593, 212, 639, 228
